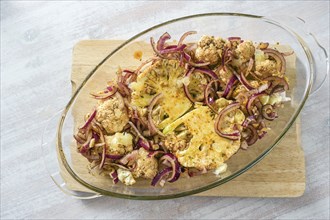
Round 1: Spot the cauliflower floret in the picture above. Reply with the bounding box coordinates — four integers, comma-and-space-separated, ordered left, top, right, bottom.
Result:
218, 67, 234, 86
131, 148, 158, 179
195, 35, 228, 65
235, 41, 255, 62
254, 49, 278, 77
255, 59, 277, 77
230, 41, 255, 68
213, 163, 228, 176
117, 168, 136, 185
95, 93, 129, 134
104, 132, 133, 155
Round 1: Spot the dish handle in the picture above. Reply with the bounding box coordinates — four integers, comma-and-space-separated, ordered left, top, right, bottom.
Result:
307, 31, 329, 95
41, 109, 102, 199
266, 15, 329, 95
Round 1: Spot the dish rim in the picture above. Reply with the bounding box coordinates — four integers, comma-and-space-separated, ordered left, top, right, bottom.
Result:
56, 12, 313, 200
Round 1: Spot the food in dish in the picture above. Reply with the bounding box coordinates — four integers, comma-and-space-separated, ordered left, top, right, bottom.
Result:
74, 31, 291, 186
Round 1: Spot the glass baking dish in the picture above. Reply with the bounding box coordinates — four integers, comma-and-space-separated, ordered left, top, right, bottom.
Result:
41, 13, 328, 200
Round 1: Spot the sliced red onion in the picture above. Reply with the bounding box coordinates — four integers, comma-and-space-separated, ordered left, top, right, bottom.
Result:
79, 131, 93, 154
178, 31, 197, 46
119, 150, 139, 165
182, 52, 210, 67
239, 70, 254, 90
261, 104, 278, 120
105, 154, 123, 160
223, 75, 237, 98
90, 87, 117, 100
147, 150, 165, 158
122, 70, 134, 84
147, 93, 165, 137
245, 125, 258, 146
262, 48, 286, 75
264, 76, 289, 93
74, 134, 85, 144
151, 167, 171, 186
184, 67, 218, 103
110, 170, 119, 184
204, 79, 220, 113
99, 144, 106, 169
247, 58, 254, 72
183, 68, 196, 103
137, 138, 150, 151
246, 92, 265, 116
106, 86, 114, 92
228, 37, 241, 41
227, 65, 253, 91
242, 115, 256, 127
117, 82, 131, 97
156, 32, 171, 51
195, 67, 218, 79
79, 109, 96, 130
159, 44, 186, 54
82, 152, 100, 161
159, 153, 181, 182
92, 132, 100, 142
214, 102, 241, 140
128, 121, 150, 148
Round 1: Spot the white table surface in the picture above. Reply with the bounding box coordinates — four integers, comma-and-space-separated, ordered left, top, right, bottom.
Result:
1, 1, 329, 219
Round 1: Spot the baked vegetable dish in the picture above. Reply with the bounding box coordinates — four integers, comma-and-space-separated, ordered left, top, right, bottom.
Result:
73, 31, 291, 186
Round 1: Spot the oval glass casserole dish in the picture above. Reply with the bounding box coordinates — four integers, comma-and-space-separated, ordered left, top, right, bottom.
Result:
42, 13, 328, 199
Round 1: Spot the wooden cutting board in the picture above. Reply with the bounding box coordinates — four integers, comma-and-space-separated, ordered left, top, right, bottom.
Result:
67, 40, 305, 197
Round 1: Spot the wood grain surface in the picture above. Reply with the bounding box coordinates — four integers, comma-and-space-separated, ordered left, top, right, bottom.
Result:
67, 40, 305, 198
1, 1, 329, 219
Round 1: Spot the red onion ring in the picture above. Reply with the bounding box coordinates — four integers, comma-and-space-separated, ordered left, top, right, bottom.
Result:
242, 115, 256, 127
246, 92, 265, 116
110, 170, 119, 184
228, 37, 241, 41
147, 93, 165, 137
204, 79, 221, 113
214, 102, 241, 140
137, 138, 150, 151
223, 75, 237, 98
74, 134, 85, 144
79, 109, 96, 130
157, 32, 171, 51
178, 31, 197, 46
151, 167, 172, 186
159, 44, 186, 54
119, 150, 139, 165
147, 150, 165, 158
261, 104, 278, 120
159, 153, 181, 182
184, 68, 218, 103
262, 48, 286, 75
128, 121, 150, 148
117, 82, 131, 97
245, 125, 258, 146
264, 76, 289, 93
90, 87, 117, 99
99, 144, 106, 169
105, 154, 123, 160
